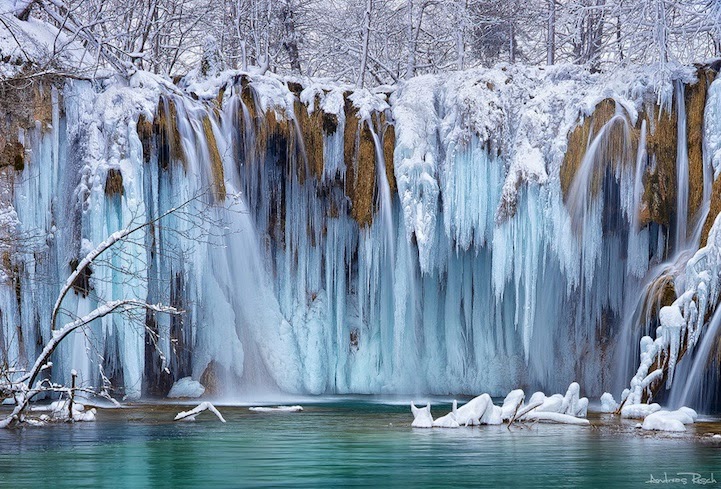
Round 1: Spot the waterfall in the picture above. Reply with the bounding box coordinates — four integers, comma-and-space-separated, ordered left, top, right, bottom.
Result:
1, 65, 720, 403
669, 305, 721, 409
367, 120, 395, 262
675, 81, 690, 253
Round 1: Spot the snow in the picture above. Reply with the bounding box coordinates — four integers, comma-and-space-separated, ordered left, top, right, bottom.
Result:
528, 392, 547, 407
248, 406, 303, 412
501, 389, 525, 420
600, 393, 619, 413
561, 382, 588, 417
167, 377, 206, 399
523, 411, 590, 426
537, 394, 565, 413
706, 78, 721, 179
432, 404, 460, 428
484, 405, 504, 425
621, 403, 662, 419
348, 89, 390, 121
410, 402, 433, 428
574, 398, 589, 418
391, 74, 442, 272
455, 394, 494, 426
411, 383, 589, 429
174, 402, 226, 422
0, 9, 101, 77
31, 400, 97, 422
642, 408, 698, 432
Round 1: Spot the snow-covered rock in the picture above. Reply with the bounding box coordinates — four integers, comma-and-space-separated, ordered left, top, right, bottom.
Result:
528, 392, 547, 407
574, 397, 589, 418
433, 401, 460, 428
537, 394, 565, 413
523, 411, 590, 426
31, 399, 97, 422
483, 405, 504, 425
600, 393, 619, 413
642, 408, 698, 432
455, 394, 494, 426
167, 377, 206, 398
621, 403, 661, 419
410, 402, 433, 428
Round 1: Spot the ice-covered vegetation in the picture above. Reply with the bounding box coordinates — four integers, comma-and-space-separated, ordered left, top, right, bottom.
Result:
1, 0, 718, 86
174, 401, 226, 422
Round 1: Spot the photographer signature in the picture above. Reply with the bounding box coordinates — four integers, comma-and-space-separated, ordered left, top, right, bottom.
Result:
646, 473, 717, 485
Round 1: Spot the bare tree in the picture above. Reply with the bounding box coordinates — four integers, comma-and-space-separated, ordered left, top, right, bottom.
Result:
357, 0, 373, 86
5, 0, 721, 89
0, 194, 211, 428
547, 0, 556, 64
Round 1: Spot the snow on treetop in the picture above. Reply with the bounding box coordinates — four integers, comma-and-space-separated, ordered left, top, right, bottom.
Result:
0, 9, 101, 78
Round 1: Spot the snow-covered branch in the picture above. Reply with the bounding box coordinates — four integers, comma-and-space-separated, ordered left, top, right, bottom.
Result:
1, 300, 180, 428
174, 402, 226, 422
51, 194, 202, 334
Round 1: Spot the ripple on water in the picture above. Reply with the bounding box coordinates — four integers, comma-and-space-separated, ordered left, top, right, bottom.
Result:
0, 402, 720, 488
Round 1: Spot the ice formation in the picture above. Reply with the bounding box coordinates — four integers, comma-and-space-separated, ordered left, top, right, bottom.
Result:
432, 404, 460, 428
625, 209, 721, 408
620, 403, 662, 419
500, 389, 525, 420
454, 394, 494, 426
0, 14, 720, 409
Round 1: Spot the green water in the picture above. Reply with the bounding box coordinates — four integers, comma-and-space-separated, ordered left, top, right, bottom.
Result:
0, 400, 720, 488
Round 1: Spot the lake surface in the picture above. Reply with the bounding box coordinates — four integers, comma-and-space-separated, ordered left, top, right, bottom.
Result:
1, 399, 720, 488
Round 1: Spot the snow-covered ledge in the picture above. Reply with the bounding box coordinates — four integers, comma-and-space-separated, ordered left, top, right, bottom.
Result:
625, 212, 721, 406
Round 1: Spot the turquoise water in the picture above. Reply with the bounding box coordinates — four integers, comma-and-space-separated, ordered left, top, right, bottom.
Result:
1, 400, 720, 488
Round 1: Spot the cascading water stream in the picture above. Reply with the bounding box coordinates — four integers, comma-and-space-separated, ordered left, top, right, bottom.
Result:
675, 81, 690, 253
566, 108, 630, 236
668, 305, 721, 409
614, 78, 715, 407
628, 119, 650, 277
613, 119, 649, 392
367, 120, 395, 262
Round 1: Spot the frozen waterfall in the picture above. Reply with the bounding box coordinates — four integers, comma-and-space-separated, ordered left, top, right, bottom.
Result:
1, 63, 720, 408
